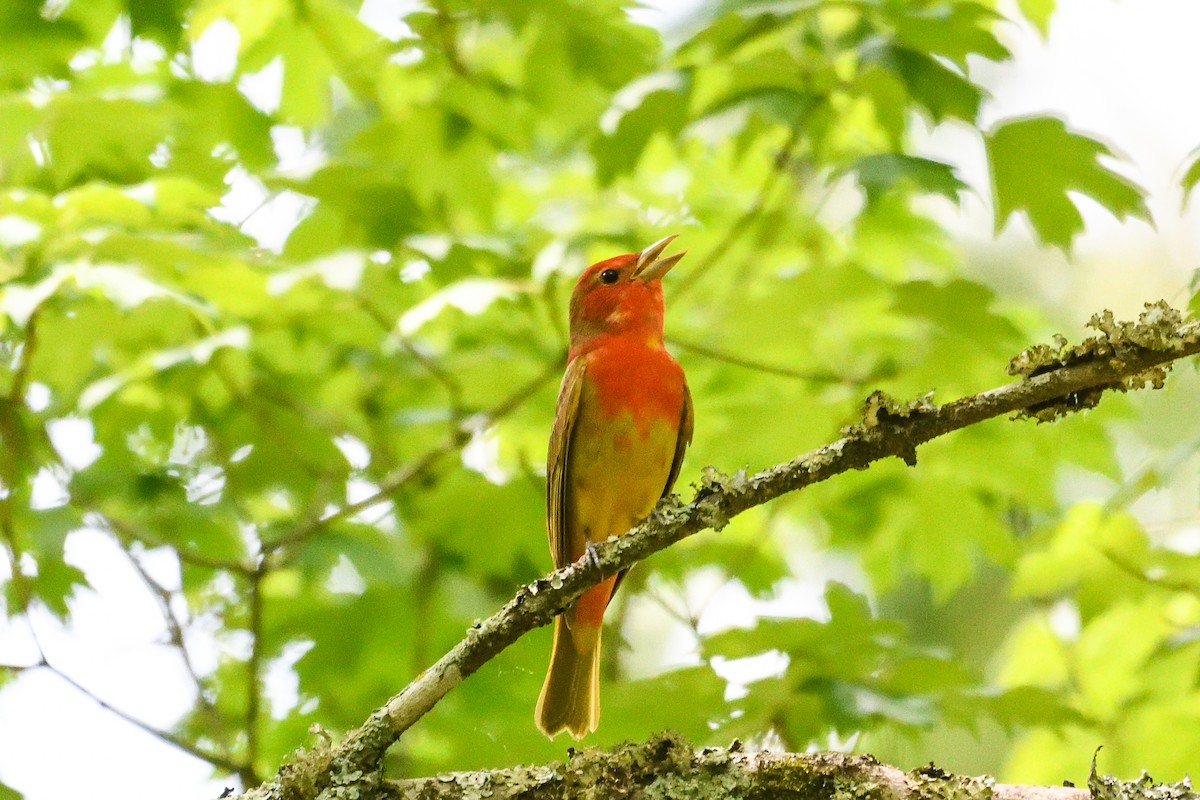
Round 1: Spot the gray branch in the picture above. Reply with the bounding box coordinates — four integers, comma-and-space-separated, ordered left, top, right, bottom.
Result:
243, 302, 1200, 800
390, 732, 1078, 800
275, 731, 1197, 800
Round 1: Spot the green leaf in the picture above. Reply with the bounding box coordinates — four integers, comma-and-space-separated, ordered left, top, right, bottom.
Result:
864, 46, 984, 124
41, 97, 170, 189
1074, 599, 1174, 720
985, 116, 1151, 250
1011, 504, 1150, 617
1181, 147, 1200, 208
849, 154, 967, 206
1017, 0, 1057, 36
891, 2, 1009, 68
128, 0, 189, 46
0, 3, 90, 89
591, 76, 691, 185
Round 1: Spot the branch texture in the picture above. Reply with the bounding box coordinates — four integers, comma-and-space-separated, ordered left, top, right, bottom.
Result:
278, 731, 1198, 800
245, 302, 1200, 800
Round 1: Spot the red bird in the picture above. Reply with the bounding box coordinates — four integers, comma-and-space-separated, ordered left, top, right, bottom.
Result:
535, 235, 693, 738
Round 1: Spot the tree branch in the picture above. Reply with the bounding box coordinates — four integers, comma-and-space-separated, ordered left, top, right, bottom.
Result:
262, 730, 1197, 800
386, 732, 1093, 800
244, 302, 1200, 799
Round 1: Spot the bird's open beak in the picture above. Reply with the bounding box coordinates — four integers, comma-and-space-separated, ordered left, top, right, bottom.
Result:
633, 234, 686, 281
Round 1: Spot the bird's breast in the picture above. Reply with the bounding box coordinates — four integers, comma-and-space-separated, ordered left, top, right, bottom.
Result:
579, 340, 686, 436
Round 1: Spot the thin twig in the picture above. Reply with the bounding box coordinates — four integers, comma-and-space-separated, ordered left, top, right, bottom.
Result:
263, 355, 564, 556
431, 0, 471, 77
43, 660, 249, 776
9, 308, 39, 404
1100, 547, 1196, 594
244, 565, 266, 787
357, 295, 466, 424
411, 550, 442, 674
669, 121, 805, 301
667, 335, 887, 384
212, 366, 332, 480
98, 511, 254, 574
119, 544, 212, 707
0, 311, 45, 662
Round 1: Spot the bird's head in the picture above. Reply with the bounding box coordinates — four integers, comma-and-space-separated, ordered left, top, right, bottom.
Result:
567, 235, 685, 354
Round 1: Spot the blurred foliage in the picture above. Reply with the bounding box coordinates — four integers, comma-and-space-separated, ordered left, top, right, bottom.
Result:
0, 0, 1198, 795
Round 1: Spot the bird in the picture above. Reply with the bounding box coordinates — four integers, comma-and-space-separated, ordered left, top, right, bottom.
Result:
535, 234, 693, 739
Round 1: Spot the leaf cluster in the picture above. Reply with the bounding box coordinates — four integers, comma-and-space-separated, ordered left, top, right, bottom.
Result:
0, 0, 1197, 796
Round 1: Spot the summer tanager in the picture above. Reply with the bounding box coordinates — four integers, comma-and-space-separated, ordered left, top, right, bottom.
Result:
535, 235, 693, 739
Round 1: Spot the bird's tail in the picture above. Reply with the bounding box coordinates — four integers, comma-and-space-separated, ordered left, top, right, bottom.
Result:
535, 615, 601, 739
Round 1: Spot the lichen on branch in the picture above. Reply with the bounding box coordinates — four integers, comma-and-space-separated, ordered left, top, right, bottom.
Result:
1006, 301, 1198, 421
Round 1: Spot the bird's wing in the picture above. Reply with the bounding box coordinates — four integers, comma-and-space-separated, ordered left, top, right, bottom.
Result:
663, 381, 694, 497
546, 355, 588, 569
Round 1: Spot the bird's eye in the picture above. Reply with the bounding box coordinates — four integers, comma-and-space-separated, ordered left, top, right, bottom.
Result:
599, 269, 620, 284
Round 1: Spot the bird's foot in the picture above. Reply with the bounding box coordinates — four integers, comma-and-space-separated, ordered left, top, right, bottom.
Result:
584, 541, 602, 571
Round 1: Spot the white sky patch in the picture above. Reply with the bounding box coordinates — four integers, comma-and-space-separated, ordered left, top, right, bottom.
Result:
1048, 599, 1082, 640
1164, 524, 1200, 555
0, 266, 67, 325
0, 215, 42, 248
169, 423, 207, 465
334, 435, 371, 470
398, 278, 519, 335
186, 466, 225, 505
399, 258, 430, 282
358, 0, 423, 41
599, 70, 686, 135
531, 238, 583, 283
271, 125, 326, 177
239, 56, 283, 114
30, 466, 69, 509
0, 529, 231, 799
711, 651, 790, 700
621, 584, 704, 679
265, 640, 314, 719
404, 234, 452, 260
2, 260, 203, 326
246, 192, 316, 252
211, 165, 266, 224
325, 555, 366, 596
461, 427, 508, 484
346, 478, 383, 521
130, 36, 167, 71
191, 18, 240, 82
211, 166, 317, 253
47, 417, 102, 470
25, 382, 50, 412
100, 14, 132, 64
68, 48, 102, 72
78, 263, 194, 308
267, 251, 366, 295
